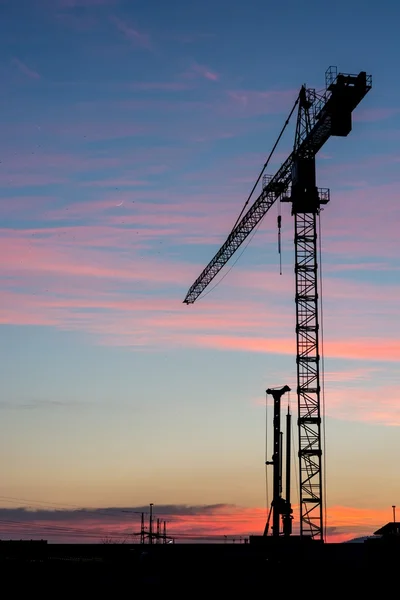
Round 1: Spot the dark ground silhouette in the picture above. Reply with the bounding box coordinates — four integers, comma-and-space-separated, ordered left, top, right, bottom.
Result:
1, 537, 398, 594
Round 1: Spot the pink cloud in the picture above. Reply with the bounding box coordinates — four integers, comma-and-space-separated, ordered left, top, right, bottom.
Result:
324, 384, 400, 426
0, 174, 66, 187
0, 149, 153, 189
0, 195, 57, 217
323, 366, 381, 385
324, 261, 394, 273
167, 33, 216, 44
0, 225, 292, 344
2, 236, 399, 366
0, 225, 399, 425
0, 98, 263, 156
0, 175, 398, 368
189, 333, 400, 363
0, 229, 195, 285
115, 98, 209, 114
38, 194, 243, 244
12, 58, 40, 80
318, 184, 399, 260
326, 505, 393, 542
131, 81, 194, 91
80, 178, 150, 187
354, 107, 400, 122
1, 152, 122, 172
111, 16, 151, 49
254, 366, 400, 426
318, 153, 400, 179
52, 120, 150, 141
185, 62, 219, 82
0, 168, 395, 247
224, 88, 297, 116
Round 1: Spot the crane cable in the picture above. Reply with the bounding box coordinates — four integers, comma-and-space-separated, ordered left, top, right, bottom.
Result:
278, 202, 282, 275
196, 93, 301, 303
265, 389, 269, 517
195, 221, 263, 301
318, 211, 328, 542
289, 389, 300, 517
231, 91, 301, 233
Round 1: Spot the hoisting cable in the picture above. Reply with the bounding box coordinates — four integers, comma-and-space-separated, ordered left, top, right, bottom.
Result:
230, 92, 301, 233
318, 211, 328, 542
289, 389, 300, 513
265, 389, 269, 519
277, 209, 282, 275
195, 219, 264, 301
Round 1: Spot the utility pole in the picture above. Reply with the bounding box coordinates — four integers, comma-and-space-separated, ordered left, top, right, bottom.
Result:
156, 518, 160, 544
140, 512, 145, 544
149, 503, 153, 545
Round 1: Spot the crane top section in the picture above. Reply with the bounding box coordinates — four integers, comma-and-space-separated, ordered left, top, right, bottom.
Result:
295, 67, 372, 156
324, 67, 372, 134
183, 67, 371, 305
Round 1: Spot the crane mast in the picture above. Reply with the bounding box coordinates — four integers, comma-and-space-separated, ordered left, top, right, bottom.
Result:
183, 67, 372, 540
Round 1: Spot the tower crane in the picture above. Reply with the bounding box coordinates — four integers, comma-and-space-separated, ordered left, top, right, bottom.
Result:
183, 67, 372, 540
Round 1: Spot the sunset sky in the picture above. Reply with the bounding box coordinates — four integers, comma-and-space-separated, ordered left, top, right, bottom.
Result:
1, 0, 399, 543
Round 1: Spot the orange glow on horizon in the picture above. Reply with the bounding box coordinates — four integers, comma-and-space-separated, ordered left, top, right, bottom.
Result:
0, 504, 389, 544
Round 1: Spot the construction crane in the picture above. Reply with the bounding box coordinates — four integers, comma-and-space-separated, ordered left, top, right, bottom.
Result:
183, 67, 372, 540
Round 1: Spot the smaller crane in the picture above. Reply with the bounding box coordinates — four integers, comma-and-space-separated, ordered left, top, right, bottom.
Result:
265, 385, 293, 537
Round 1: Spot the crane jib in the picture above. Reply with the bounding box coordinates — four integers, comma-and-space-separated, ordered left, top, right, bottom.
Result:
183, 70, 371, 305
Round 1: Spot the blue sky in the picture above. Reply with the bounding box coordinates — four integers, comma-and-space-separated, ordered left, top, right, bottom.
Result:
0, 0, 399, 542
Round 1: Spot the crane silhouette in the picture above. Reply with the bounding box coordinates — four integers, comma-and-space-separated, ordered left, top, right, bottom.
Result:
183, 67, 372, 540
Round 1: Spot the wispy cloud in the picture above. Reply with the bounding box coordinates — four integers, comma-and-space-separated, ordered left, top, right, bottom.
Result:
0, 178, 399, 361
131, 81, 193, 92
225, 88, 296, 116
184, 62, 219, 82
354, 107, 400, 122
323, 383, 400, 426
1, 220, 400, 378
111, 16, 151, 49
12, 58, 40, 80
0, 398, 88, 410
167, 33, 216, 44
52, 120, 150, 141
